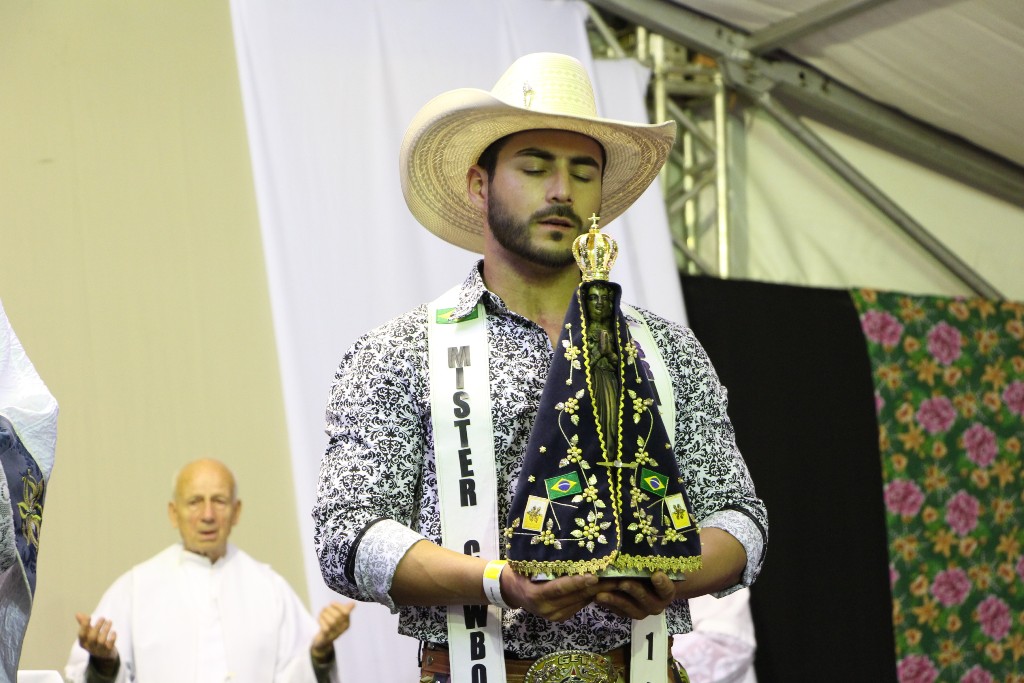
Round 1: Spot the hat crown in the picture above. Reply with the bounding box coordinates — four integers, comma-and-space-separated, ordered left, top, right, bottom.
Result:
490, 53, 598, 119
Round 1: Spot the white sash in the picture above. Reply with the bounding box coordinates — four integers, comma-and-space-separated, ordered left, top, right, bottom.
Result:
624, 304, 674, 683
428, 286, 507, 683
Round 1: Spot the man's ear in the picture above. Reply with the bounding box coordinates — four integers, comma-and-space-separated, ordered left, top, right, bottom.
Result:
467, 166, 487, 211
167, 501, 179, 529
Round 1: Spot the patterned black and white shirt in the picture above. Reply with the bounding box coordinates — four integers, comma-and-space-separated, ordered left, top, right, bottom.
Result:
313, 263, 767, 657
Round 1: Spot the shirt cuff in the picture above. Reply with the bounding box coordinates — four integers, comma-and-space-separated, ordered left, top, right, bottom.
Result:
353, 519, 426, 613
311, 648, 336, 683
85, 658, 120, 683
699, 509, 764, 595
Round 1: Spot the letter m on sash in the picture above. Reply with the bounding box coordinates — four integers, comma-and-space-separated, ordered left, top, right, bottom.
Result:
449, 346, 471, 368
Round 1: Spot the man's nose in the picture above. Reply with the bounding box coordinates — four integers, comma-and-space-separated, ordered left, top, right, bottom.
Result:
547, 168, 573, 204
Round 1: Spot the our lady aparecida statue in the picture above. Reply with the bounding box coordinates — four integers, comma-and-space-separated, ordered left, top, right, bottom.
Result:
504, 215, 702, 580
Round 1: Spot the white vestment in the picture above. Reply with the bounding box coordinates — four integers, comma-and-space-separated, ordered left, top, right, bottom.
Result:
672, 590, 757, 683
64, 544, 336, 683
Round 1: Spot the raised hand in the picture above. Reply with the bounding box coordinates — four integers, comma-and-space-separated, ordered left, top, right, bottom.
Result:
310, 601, 356, 661
74, 613, 120, 673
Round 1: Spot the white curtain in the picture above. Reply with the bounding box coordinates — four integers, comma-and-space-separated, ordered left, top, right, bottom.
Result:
229, 1, 684, 679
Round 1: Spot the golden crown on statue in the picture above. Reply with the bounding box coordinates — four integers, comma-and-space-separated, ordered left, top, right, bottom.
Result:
572, 213, 618, 282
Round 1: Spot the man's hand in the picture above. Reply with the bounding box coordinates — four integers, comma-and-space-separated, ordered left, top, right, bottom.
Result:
75, 613, 120, 674
501, 569, 603, 623
310, 601, 356, 662
593, 571, 677, 620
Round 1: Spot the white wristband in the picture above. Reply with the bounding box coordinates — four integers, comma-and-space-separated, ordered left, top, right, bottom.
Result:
482, 559, 512, 609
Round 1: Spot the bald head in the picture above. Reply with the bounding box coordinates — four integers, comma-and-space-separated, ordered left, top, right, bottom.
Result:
171, 459, 238, 500
168, 458, 242, 563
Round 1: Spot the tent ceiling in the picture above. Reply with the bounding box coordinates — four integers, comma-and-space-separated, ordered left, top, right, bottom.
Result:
589, 0, 1024, 208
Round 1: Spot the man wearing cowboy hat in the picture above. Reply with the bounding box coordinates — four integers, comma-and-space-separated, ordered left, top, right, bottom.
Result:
314, 53, 767, 682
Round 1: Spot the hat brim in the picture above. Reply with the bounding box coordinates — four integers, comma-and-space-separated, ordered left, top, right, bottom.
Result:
400, 88, 676, 253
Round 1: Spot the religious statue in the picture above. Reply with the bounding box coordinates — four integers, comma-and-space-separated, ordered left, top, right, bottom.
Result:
504, 215, 701, 580
582, 281, 620, 464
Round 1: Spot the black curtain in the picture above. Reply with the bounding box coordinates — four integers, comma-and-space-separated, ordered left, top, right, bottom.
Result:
682, 275, 897, 682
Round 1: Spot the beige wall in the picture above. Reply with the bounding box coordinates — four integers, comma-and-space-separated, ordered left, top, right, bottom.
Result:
1, 1, 307, 670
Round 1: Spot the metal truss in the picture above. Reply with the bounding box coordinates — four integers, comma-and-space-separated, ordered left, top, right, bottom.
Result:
587, 8, 726, 278
586, 0, 1018, 298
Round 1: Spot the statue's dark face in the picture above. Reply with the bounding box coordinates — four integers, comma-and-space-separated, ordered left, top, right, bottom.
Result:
585, 285, 612, 322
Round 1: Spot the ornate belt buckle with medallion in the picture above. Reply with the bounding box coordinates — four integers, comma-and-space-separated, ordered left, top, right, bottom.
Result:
524, 649, 619, 683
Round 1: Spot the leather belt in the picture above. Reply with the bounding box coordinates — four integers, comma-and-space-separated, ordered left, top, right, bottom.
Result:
420, 642, 626, 682
420, 640, 682, 682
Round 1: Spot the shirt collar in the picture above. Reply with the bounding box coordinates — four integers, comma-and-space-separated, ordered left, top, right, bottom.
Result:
451, 261, 621, 324
179, 543, 236, 568
449, 260, 508, 320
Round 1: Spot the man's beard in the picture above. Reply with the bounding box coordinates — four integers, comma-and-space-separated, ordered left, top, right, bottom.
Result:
488, 193, 584, 269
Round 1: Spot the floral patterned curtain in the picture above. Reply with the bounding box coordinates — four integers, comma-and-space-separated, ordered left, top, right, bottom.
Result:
852, 290, 1024, 683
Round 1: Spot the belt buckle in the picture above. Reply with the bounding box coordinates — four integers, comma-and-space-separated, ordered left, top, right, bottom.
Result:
524, 649, 617, 683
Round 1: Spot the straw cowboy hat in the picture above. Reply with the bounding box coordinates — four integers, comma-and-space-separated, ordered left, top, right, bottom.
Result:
399, 52, 677, 253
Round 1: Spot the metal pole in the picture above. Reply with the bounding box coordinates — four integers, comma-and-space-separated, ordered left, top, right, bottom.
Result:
713, 71, 730, 277
682, 128, 698, 271
755, 91, 1003, 299
651, 33, 668, 187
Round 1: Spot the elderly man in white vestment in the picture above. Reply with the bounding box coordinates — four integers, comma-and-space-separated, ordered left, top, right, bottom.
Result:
65, 458, 354, 683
